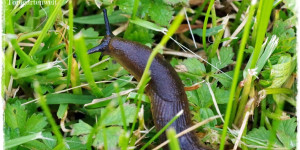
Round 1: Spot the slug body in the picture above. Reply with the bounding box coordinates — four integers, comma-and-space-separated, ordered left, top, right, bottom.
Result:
85, 9, 206, 150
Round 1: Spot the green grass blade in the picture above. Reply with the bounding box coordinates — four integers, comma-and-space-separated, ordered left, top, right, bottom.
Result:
33, 81, 64, 146
166, 128, 180, 150
219, 1, 257, 149
202, 0, 214, 51
5, 132, 44, 149
74, 33, 103, 97
140, 110, 183, 150
67, 0, 74, 88
28, 0, 64, 56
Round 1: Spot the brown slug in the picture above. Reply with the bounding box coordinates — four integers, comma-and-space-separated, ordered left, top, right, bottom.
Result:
80, 9, 207, 150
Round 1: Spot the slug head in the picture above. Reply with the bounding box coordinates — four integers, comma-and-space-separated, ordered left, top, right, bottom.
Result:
73, 9, 113, 59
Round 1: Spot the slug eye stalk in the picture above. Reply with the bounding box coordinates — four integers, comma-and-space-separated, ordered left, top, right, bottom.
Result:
73, 9, 114, 59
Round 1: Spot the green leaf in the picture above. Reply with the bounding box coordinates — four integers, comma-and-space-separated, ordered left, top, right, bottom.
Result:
182, 58, 206, 76
199, 108, 217, 127
214, 87, 230, 104
102, 104, 137, 126
193, 25, 223, 37
211, 47, 234, 73
65, 136, 86, 150
269, 54, 296, 88
57, 104, 68, 119
116, 0, 134, 14
13, 62, 61, 79
46, 93, 95, 104
130, 18, 167, 32
212, 71, 234, 89
73, 10, 128, 25
5, 102, 27, 134
42, 132, 57, 149
147, 0, 174, 26
5, 132, 44, 149
277, 118, 297, 149
245, 127, 282, 149
163, 0, 188, 5
80, 28, 100, 48
71, 120, 93, 136
282, 0, 296, 14
25, 113, 47, 134
93, 127, 122, 149
270, 20, 296, 54
124, 23, 154, 46
22, 140, 50, 150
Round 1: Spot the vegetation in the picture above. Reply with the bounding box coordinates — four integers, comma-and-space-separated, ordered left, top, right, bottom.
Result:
3, 0, 297, 149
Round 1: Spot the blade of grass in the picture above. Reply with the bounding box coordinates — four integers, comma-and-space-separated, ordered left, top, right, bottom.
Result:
33, 81, 64, 146
67, 0, 74, 88
166, 128, 180, 150
35, 43, 66, 57
140, 110, 183, 150
209, 16, 228, 59
232, 0, 250, 30
219, 1, 256, 149
191, 0, 210, 24
202, 0, 214, 52
5, 2, 37, 66
86, 102, 115, 150
28, 0, 64, 57
5, 132, 45, 149
17, 31, 42, 42
132, 0, 140, 20
114, 83, 128, 132
250, 0, 274, 69
74, 33, 103, 97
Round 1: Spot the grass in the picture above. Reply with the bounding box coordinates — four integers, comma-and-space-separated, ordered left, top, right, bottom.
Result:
3, 0, 297, 150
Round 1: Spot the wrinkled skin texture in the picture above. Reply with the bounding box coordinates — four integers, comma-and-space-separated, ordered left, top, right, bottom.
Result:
99, 37, 207, 150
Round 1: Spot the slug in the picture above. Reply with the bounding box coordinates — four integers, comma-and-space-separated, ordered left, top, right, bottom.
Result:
80, 9, 207, 150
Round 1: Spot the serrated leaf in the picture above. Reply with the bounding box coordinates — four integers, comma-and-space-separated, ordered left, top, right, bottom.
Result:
214, 87, 230, 104
124, 23, 154, 46
71, 120, 92, 136
22, 140, 50, 150
245, 127, 282, 148
271, 20, 296, 54
211, 47, 234, 73
212, 71, 234, 89
65, 136, 86, 150
199, 108, 217, 127
102, 104, 137, 126
269, 54, 296, 88
42, 132, 57, 149
182, 58, 206, 76
116, 0, 134, 14
5, 102, 27, 135
148, 0, 174, 26
25, 113, 47, 134
196, 83, 216, 107
80, 28, 100, 49
277, 118, 297, 149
